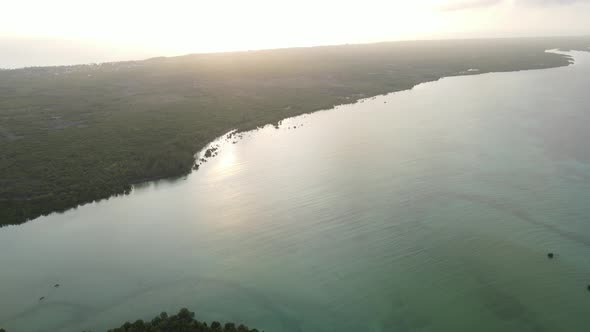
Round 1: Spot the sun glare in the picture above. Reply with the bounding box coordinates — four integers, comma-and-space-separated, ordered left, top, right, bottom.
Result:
0, 0, 473, 55
2, 0, 589, 61
213, 146, 239, 179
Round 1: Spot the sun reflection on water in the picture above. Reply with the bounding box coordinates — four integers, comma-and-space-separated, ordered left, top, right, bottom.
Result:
212, 145, 238, 178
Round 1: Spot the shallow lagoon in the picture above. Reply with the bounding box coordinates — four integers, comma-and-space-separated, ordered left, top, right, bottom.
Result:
1, 52, 590, 332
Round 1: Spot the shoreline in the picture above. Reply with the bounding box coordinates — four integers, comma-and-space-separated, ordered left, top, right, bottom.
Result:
2, 39, 589, 227
84, 53, 582, 196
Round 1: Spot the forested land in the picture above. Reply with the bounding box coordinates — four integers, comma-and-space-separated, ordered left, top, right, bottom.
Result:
1, 36, 589, 225
1, 308, 260, 332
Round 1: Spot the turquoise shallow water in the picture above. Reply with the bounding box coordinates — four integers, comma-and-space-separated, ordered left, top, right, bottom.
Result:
1, 51, 590, 332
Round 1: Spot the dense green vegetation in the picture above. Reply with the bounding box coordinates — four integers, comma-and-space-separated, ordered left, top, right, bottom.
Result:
104, 308, 259, 332
0, 308, 260, 332
1, 37, 589, 226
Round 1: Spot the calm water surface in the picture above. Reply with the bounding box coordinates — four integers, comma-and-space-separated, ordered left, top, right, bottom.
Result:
2, 52, 590, 332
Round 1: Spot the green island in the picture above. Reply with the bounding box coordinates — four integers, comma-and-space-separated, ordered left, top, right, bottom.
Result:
0, 308, 260, 332
1, 36, 589, 226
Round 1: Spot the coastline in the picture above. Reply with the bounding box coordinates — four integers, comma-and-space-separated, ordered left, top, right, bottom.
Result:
99, 51, 582, 198
1, 38, 589, 226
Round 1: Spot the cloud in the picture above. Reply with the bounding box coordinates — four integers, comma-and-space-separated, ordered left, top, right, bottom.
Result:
437, 0, 503, 11
520, 0, 590, 5
437, 0, 589, 11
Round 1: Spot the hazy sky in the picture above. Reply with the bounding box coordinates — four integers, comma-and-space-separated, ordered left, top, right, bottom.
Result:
1, 0, 589, 67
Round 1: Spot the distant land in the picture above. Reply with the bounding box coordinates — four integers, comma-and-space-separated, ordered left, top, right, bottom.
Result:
1, 36, 589, 226
0, 37, 159, 69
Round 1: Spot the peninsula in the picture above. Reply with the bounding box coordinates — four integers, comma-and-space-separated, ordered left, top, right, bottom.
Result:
1, 36, 589, 226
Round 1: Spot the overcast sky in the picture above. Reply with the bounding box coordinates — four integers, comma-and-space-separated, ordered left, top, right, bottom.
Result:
1, 0, 589, 67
